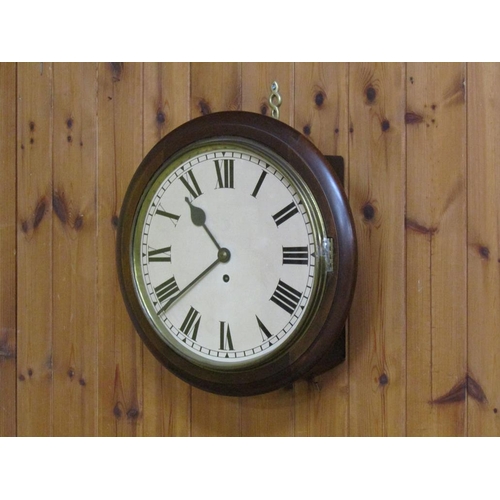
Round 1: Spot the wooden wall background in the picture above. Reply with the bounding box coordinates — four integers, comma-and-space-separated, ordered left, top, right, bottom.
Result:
1, 62, 499, 437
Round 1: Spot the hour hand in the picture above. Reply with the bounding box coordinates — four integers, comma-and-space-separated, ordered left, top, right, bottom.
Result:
185, 197, 206, 226
185, 198, 221, 251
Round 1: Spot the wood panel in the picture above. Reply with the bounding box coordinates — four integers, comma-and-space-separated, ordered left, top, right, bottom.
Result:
0, 63, 17, 436
190, 62, 241, 117
348, 63, 406, 436
189, 62, 242, 436
97, 62, 144, 436
51, 63, 98, 435
16, 63, 54, 436
293, 62, 350, 436
467, 63, 500, 436
142, 62, 191, 436
4, 61, 500, 437
406, 63, 467, 436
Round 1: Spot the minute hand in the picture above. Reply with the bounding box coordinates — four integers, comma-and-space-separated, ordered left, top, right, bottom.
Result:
158, 246, 231, 315
157, 257, 221, 315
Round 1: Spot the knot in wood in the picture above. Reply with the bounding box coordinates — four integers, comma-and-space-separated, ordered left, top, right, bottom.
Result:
156, 110, 166, 125
315, 91, 325, 107
198, 99, 211, 116
366, 86, 376, 102
74, 213, 84, 231
362, 202, 376, 221
127, 408, 140, 419
113, 404, 122, 418
479, 246, 490, 260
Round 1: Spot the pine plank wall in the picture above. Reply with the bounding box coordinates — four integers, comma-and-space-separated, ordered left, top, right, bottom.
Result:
1, 62, 499, 437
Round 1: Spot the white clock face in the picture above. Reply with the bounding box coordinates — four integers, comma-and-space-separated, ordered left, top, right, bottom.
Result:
132, 139, 327, 369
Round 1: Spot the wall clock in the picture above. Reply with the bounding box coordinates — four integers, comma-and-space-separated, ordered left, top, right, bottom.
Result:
117, 111, 357, 396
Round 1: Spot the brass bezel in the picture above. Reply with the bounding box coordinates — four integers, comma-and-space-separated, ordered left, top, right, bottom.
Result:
130, 137, 331, 371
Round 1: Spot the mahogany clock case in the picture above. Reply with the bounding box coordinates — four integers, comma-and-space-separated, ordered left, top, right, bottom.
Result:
116, 111, 357, 396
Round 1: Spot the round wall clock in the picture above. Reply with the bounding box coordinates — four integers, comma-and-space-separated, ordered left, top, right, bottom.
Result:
117, 111, 357, 396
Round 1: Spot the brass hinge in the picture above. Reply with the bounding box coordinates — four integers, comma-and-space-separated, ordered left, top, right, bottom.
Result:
321, 237, 335, 273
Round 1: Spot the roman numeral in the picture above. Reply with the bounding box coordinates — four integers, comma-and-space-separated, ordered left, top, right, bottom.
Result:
272, 202, 299, 227
256, 316, 272, 341
219, 321, 234, 351
180, 170, 203, 200
282, 246, 308, 265
148, 246, 171, 262
251, 170, 267, 198
155, 277, 180, 304
270, 280, 302, 315
156, 209, 180, 226
180, 306, 201, 341
214, 159, 234, 188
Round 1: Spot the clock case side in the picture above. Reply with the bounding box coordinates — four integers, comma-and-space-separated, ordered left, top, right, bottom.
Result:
116, 111, 357, 396
270, 131, 357, 384
305, 155, 347, 379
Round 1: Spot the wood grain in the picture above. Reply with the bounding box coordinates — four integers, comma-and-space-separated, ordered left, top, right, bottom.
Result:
16, 63, 54, 436
191, 62, 241, 118
467, 63, 500, 435
293, 62, 350, 436
348, 63, 406, 436
190, 62, 242, 436
52, 63, 98, 436
0, 63, 17, 436
5, 62, 500, 436
294, 63, 348, 158
406, 63, 467, 436
97, 63, 144, 436
142, 62, 191, 436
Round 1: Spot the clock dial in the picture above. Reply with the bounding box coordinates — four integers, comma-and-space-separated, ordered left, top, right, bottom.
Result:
132, 140, 327, 369
117, 111, 357, 396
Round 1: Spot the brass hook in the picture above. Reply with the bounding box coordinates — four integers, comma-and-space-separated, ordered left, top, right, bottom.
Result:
269, 81, 282, 120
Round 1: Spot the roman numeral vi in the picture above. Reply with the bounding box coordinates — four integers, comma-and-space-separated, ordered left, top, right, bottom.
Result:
219, 321, 234, 351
